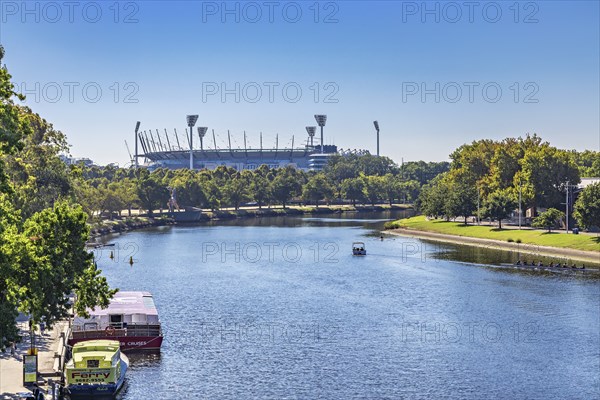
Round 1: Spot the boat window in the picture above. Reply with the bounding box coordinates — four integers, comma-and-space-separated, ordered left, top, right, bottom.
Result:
109, 314, 123, 327
87, 359, 99, 368
83, 322, 98, 331
132, 313, 147, 323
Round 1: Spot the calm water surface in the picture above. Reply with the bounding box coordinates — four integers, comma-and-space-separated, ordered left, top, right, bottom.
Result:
92, 212, 599, 399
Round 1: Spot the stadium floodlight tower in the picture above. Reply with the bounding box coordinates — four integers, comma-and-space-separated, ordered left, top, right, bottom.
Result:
306, 126, 317, 147
373, 120, 380, 157
134, 121, 141, 168
186, 115, 199, 169
314, 114, 327, 154
197, 127, 208, 151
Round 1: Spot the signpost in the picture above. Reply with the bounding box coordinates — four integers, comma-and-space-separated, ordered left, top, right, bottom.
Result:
23, 353, 38, 385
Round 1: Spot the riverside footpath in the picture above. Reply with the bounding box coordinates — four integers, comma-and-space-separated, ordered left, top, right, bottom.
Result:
0, 318, 69, 399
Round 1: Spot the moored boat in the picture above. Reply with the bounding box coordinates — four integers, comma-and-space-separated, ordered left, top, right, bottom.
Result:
69, 291, 163, 351
65, 340, 128, 398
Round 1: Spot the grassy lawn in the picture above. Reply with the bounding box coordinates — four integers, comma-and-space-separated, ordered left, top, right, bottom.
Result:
388, 216, 600, 253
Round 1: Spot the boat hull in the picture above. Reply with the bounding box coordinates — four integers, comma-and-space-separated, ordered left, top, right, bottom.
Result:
67, 353, 128, 398
68, 335, 163, 351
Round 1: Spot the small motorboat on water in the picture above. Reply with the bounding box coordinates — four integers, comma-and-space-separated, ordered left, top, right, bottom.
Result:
352, 242, 366, 256
65, 340, 128, 398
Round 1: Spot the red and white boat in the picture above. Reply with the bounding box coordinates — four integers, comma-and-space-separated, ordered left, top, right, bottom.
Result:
69, 291, 163, 351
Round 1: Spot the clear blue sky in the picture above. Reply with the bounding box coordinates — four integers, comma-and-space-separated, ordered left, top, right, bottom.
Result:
1, 1, 598, 165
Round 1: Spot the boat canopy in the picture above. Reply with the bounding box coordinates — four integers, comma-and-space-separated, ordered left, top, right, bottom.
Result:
73, 292, 159, 330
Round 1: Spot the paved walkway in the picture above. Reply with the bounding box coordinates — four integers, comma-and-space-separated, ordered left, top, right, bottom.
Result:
0, 320, 68, 399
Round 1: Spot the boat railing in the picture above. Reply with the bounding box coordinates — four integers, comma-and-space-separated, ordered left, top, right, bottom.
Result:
71, 324, 161, 338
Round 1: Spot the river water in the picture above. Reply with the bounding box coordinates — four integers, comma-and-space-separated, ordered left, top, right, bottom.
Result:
92, 212, 599, 399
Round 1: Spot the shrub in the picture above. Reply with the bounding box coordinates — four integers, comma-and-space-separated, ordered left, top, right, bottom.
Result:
507, 238, 514, 243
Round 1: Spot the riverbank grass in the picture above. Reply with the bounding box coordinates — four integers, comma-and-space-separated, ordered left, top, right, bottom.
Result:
388, 216, 600, 252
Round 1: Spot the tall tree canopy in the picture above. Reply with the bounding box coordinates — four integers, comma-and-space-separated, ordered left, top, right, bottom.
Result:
0, 46, 116, 344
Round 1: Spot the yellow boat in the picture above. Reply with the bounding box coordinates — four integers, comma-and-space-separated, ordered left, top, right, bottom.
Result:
65, 340, 129, 398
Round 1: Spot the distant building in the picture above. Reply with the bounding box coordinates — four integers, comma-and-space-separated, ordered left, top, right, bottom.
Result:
59, 155, 95, 167
579, 177, 600, 189
136, 129, 370, 172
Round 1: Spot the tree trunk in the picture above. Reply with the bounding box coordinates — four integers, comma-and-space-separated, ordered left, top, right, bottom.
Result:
498, 219, 502, 229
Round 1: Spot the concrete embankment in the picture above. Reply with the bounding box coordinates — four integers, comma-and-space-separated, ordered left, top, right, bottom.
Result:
387, 227, 600, 264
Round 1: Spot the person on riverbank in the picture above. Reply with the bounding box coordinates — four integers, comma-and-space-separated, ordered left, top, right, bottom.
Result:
10, 341, 16, 356
39, 321, 46, 336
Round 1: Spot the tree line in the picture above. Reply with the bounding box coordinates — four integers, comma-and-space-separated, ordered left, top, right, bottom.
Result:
417, 135, 600, 230
0, 47, 116, 348
74, 157, 450, 217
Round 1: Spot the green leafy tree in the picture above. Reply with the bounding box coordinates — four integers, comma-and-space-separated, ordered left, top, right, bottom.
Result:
0, 195, 21, 345
574, 182, 600, 230
521, 144, 580, 212
171, 171, 207, 208
400, 161, 450, 186
4, 107, 72, 218
533, 208, 565, 233
223, 172, 250, 210
362, 175, 386, 206
382, 174, 401, 206
445, 183, 478, 224
98, 182, 126, 219
417, 174, 450, 219
482, 189, 517, 229
136, 171, 169, 216
340, 177, 365, 205
5, 202, 117, 328
302, 173, 334, 207
249, 172, 272, 208
271, 167, 303, 208
398, 180, 421, 204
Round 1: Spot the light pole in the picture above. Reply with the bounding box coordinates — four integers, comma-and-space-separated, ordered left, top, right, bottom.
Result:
306, 126, 316, 147
518, 184, 522, 230
134, 121, 140, 168
197, 127, 208, 151
477, 187, 480, 225
314, 115, 327, 154
373, 120, 380, 156
565, 180, 569, 233
186, 115, 198, 169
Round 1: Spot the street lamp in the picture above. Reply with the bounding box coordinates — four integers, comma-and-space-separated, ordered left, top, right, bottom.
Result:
518, 181, 522, 230
197, 127, 208, 151
306, 126, 316, 147
314, 114, 327, 154
373, 120, 380, 156
134, 121, 140, 168
186, 115, 199, 169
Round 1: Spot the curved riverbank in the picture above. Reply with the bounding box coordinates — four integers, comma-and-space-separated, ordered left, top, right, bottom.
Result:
387, 227, 600, 265
89, 204, 412, 239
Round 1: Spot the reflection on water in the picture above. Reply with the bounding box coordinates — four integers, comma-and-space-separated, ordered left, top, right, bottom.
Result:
94, 212, 599, 399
